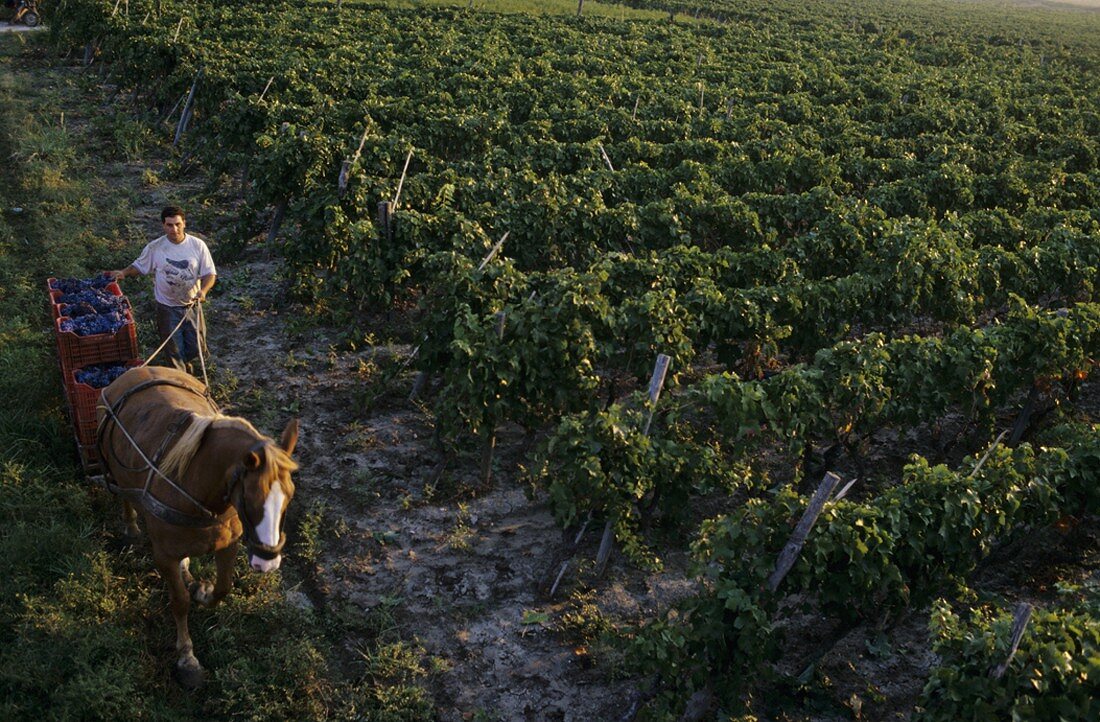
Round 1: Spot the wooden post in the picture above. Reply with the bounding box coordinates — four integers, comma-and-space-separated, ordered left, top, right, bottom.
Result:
1008, 384, 1041, 447
339, 124, 373, 197
408, 371, 429, 402
338, 161, 352, 196
990, 603, 1033, 679
266, 198, 289, 244
173, 17, 184, 43
597, 142, 615, 172
480, 311, 507, 486
597, 354, 671, 574
834, 476, 858, 501
631, 96, 639, 121
642, 353, 671, 436
377, 201, 393, 243
969, 429, 1009, 478
577, 0, 584, 16
549, 514, 592, 599
392, 148, 414, 209
159, 92, 186, 125
767, 471, 841, 593
476, 232, 509, 272
173, 69, 202, 147
258, 76, 275, 102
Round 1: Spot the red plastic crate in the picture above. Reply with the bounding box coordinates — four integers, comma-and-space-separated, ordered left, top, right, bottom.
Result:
55, 313, 138, 375
77, 442, 102, 475
66, 360, 143, 447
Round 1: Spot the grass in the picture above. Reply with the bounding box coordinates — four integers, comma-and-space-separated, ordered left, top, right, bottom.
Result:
0, 34, 433, 721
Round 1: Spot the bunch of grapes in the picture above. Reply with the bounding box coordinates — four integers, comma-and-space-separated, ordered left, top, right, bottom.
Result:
75, 363, 133, 388
50, 275, 113, 294
60, 312, 128, 336
61, 301, 98, 318
58, 288, 129, 315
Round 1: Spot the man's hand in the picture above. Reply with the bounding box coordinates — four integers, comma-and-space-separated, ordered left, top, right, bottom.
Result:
108, 269, 126, 282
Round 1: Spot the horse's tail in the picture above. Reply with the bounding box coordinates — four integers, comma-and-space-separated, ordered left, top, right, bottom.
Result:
160, 413, 218, 479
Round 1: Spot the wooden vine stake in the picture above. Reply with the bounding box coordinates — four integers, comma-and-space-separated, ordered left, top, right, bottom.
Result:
596, 353, 671, 574
377, 201, 393, 244
392, 147, 414, 209
969, 429, 1009, 478
173, 68, 202, 147
266, 198, 288, 244
479, 311, 507, 486
258, 76, 275, 102
767, 471, 841, 593
159, 92, 186, 125
1008, 385, 1041, 447
549, 513, 592, 599
597, 142, 616, 172
477, 231, 509, 272
989, 603, 1033, 679
339, 124, 373, 197
173, 17, 185, 43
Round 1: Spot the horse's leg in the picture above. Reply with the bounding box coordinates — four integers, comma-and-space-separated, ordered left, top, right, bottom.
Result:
121, 500, 141, 541
193, 541, 238, 608
153, 550, 204, 689
180, 557, 194, 588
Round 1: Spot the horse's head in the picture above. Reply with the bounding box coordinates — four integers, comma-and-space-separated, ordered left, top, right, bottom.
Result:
228, 419, 299, 572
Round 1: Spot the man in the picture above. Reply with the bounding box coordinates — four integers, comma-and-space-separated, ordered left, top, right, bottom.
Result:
110, 206, 216, 374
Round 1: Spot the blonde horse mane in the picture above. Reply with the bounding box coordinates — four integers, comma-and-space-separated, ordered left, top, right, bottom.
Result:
160, 413, 299, 480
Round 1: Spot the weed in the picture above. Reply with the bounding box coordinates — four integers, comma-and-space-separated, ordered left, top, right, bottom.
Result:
233, 293, 256, 312
295, 500, 327, 566
443, 502, 476, 552
282, 349, 310, 371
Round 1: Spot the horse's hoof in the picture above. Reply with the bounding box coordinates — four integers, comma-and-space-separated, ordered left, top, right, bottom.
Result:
174, 657, 205, 690
190, 581, 215, 607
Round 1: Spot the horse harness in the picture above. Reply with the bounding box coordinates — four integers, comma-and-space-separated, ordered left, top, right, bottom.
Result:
96, 378, 267, 540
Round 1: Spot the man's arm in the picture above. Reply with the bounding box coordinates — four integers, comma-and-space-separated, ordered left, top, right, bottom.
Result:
196, 273, 216, 302
108, 265, 141, 282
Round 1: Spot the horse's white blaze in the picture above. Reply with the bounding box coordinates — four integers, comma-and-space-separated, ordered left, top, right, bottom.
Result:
255, 481, 285, 547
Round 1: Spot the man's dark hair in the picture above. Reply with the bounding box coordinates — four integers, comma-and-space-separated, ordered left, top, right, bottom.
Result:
161, 206, 186, 222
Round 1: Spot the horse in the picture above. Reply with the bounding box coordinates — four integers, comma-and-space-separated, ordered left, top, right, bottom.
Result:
96, 365, 299, 688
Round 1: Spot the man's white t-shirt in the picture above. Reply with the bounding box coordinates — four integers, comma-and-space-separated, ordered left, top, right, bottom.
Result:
132, 234, 216, 307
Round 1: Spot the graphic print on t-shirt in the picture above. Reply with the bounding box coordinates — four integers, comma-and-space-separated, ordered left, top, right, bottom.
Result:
161, 256, 197, 295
